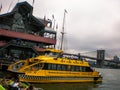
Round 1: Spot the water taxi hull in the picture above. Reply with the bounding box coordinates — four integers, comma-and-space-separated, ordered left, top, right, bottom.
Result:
19, 74, 102, 83
7, 49, 103, 83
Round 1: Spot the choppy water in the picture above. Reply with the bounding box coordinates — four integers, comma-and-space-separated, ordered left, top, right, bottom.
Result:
34, 68, 120, 90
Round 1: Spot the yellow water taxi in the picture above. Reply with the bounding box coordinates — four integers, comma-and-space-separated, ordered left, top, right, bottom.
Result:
8, 49, 102, 83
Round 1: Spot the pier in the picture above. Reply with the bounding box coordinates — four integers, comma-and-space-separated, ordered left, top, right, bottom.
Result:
0, 1, 56, 70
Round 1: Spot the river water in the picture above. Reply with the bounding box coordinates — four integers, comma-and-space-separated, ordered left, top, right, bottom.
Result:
34, 68, 120, 90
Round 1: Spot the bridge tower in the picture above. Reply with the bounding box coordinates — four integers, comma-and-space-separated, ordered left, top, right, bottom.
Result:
96, 50, 105, 68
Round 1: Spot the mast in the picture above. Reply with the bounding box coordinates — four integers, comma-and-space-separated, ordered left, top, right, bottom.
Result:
60, 9, 67, 50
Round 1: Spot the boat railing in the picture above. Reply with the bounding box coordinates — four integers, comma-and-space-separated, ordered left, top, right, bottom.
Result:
56, 53, 83, 61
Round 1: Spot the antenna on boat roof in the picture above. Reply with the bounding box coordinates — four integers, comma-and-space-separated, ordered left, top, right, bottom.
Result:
60, 9, 67, 50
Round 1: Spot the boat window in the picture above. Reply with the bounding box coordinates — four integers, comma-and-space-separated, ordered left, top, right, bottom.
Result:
85, 67, 93, 72
80, 67, 82, 71
42, 63, 94, 72
41, 63, 94, 72
43, 63, 48, 69
75, 66, 80, 71
48, 63, 52, 70
14, 62, 25, 69
31, 63, 43, 70
43, 63, 94, 72
43, 63, 68, 71
43, 63, 52, 70
47, 64, 61, 70
82, 67, 86, 72
57, 64, 61, 70
61, 65, 67, 71
46, 64, 57, 70
51, 64, 57, 70
45, 51, 50, 56
70, 66, 75, 71
70, 66, 79, 71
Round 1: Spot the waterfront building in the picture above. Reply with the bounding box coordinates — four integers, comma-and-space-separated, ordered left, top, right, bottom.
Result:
0, 1, 56, 69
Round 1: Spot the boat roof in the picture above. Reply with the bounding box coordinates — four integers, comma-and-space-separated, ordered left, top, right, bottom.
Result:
34, 55, 89, 67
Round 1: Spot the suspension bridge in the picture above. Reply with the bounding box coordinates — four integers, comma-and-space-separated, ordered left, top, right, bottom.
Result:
80, 49, 120, 68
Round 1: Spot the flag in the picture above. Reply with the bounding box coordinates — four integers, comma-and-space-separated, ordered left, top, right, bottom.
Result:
56, 23, 58, 29
44, 15, 47, 26
52, 14, 54, 19
65, 9, 67, 13
0, 3, 2, 12
44, 15, 46, 21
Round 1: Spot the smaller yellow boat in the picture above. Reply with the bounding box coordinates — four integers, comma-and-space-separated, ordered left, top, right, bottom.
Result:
8, 49, 102, 83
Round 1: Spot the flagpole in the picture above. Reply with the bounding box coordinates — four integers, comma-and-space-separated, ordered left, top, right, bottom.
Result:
53, 19, 56, 30
32, 0, 35, 7
52, 14, 56, 29
60, 9, 67, 50
0, 3, 2, 13
31, 0, 35, 14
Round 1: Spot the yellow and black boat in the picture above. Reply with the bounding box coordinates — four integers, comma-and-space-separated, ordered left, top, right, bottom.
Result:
8, 49, 102, 83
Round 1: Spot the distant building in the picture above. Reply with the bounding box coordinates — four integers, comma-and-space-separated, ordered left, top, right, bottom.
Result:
113, 55, 119, 62
0, 1, 56, 68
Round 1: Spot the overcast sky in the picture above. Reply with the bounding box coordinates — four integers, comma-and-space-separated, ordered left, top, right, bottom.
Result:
1, 0, 120, 58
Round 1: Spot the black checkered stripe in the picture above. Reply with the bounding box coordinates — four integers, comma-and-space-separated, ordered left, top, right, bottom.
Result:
18, 74, 94, 81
